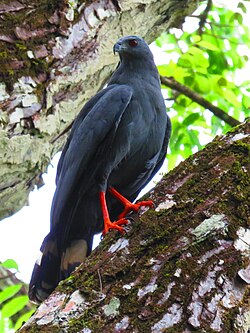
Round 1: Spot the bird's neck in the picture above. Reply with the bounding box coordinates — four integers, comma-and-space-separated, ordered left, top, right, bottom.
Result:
109, 57, 160, 87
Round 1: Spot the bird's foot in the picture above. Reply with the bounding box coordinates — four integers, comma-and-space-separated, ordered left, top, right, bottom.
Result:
109, 187, 154, 219
118, 200, 154, 219
102, 217, 129, 237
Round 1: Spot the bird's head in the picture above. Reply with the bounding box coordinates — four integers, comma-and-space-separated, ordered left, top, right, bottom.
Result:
110, 35, 159, 82
113, 36, 153, 61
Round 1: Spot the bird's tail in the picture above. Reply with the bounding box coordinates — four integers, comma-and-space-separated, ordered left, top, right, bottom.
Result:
28, 233, 89, 304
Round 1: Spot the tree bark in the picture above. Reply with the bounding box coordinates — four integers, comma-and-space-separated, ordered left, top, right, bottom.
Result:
0, 0, 198, 220
19, 120, 250, 333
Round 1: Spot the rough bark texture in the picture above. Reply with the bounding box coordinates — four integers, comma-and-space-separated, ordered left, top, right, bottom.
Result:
19, 120, 250, 333
0, 0, 198, 220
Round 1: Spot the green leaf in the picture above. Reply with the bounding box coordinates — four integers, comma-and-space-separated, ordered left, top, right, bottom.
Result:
183, 113, 200, 126
170, 124, 185, 152
231, 12, 243, 24
167, 154, 179, 170
244, 107, 250, 118
195, 114, 210, 129
196, 40, 220, 51
155, 39, 162, 48
158, 61, 189, 82
236, 12, 243, 24
187, 47, 209, 68
173, 102, 186, 113
158, 61, 178, 77
1, 295, 29, 318
238, 2, 247, 14
178, 56, 193, 68
0, 316, 13, 333
211, 116, 222, 135
222, 89, 241, 107
192, 35, 202, 43
228, 49, 245, 69
195, 67, 208, 74
14, 309, 35, 330
195, 74, 211, 93
242, 95, 250, 108
1, 259, 18, 271
180, 146, 193, 159
0, 317, 4, 333
173, 67, 190, 83
188, 130, 202, 149
177, 95, 192, 107
232, 106, 241, 120
157, 64, 169, 76
0, 284, 22, 304
188, 46, 205, 57
217, 77, 227, 87
184, 75, 195, 86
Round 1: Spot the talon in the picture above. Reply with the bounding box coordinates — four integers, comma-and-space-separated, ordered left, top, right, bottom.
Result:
109, 187, 154, 218
119, 200, 153, 218
100, 189, 153, 237
100, 191, 129, 237
102, 218, 128, 237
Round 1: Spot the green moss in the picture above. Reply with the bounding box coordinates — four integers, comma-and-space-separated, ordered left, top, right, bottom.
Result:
222, 307, 240, 333
0, 1, 61, 87
68, 308, 103, 333
0, 51, 8, 58
15, 42, 27, 51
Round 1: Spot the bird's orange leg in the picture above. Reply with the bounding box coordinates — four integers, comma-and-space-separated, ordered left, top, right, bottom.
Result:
99, 192, 129, 236
109, 187, 154, 219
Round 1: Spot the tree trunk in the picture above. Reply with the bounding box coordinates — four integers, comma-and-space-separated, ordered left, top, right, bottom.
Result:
0, 0, 197, 220
19, 120, 250, 333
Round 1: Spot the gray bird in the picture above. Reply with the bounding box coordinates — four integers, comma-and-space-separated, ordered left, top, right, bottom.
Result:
29, 35, 171, 304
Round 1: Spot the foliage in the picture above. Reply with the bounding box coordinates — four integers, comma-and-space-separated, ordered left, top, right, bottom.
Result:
156, 0, 250, 170
0, 260, 33, 333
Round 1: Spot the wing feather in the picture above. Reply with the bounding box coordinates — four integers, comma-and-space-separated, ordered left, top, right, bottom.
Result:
51, 85, 133, 228
56, 85, 119, 184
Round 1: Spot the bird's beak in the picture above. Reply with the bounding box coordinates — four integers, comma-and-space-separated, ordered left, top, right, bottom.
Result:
113, 42, 125, 55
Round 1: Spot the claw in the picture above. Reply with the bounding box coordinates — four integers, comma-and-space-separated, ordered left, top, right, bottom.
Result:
102, 217, 129, 237
109, 187, 154, 218
100, 191, 130, 237
100, 189, 154, 237
118, 200, 154, 218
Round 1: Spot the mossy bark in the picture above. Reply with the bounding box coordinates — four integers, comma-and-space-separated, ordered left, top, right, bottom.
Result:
0, 0, 198, 220
19, 120, 250, 333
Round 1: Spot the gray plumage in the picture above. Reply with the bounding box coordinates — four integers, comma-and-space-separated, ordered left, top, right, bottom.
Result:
29, 35, 171, 304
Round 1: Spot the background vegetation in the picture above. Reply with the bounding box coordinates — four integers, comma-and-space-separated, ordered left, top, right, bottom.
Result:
0, 0, 249, 331
157, 0, 249, 169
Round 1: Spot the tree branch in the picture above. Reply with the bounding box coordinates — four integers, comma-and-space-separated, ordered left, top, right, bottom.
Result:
198, 0, 213, 35
160, 75, 241, 127
19, 120, 250, 332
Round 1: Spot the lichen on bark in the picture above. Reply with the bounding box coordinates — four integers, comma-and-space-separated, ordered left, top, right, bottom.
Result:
19, 120, 250, 333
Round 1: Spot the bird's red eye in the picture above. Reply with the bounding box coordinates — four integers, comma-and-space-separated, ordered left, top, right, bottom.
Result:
128, 39, 138, 47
